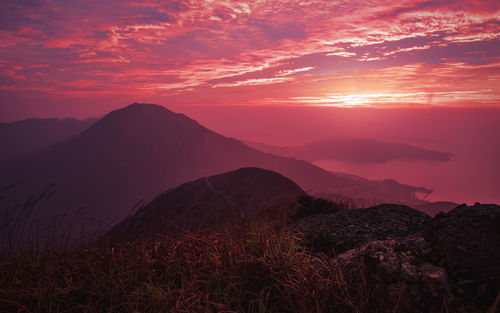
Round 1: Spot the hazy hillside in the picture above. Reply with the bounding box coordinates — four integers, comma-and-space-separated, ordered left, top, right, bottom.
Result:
246, 138, 454, 164
0, 103, 430, 230
0, 117, 96, 161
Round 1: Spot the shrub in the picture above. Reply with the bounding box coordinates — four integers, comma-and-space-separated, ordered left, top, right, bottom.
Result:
293, 195, 345, 220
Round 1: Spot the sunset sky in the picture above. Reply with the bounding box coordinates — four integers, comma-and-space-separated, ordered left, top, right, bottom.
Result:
0, 0, 499, 120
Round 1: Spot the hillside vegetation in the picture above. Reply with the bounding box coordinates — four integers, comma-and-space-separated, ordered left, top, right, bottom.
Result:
2, 202, 499, 313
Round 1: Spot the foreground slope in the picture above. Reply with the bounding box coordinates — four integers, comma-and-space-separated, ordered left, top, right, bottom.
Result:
0, 103, 430, 228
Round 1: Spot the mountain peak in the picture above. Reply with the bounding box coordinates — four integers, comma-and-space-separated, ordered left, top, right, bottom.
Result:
104, 103, 185, 120
82, 103, 204, 140
124, 102, 169, 112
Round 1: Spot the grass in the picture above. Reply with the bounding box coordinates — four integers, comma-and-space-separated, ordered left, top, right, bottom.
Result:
0, 225, 366, 313
0, 183, 111, 256
0, 189, 367, 312
1, 191, 496, 312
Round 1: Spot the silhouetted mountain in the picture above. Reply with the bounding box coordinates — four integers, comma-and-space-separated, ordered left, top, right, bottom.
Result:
246, 138, 454, 163
0, 117, 96, 161
0, 103, 431, 232
107, 167, 305, 239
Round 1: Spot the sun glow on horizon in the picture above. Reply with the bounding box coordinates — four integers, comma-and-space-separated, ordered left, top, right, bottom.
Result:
274, 90, 500, 108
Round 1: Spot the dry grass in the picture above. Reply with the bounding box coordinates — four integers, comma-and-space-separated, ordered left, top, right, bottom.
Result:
0, 184, 110, 256
0, 225, 370, 313
1, 190, 493, 312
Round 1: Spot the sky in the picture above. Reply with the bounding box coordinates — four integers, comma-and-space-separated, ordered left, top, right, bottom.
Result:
0, 1, 499, 204
1, 0, 500, 120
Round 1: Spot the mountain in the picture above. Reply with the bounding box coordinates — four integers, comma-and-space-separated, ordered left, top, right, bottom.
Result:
0, 103, 431, 231
245, 138, 454, 164
0, 117, 96, 161
107, 167, 305, 239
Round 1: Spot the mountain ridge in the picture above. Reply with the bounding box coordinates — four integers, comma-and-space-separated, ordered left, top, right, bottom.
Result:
0, 116, 96, 161
245, 138, 454, 164
0, 103, 431, 232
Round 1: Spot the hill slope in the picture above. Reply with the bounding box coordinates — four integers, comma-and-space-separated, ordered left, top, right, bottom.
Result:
107, 167, 305, 238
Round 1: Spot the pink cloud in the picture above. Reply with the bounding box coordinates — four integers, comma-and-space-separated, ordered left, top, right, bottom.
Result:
0, 0, 499, 110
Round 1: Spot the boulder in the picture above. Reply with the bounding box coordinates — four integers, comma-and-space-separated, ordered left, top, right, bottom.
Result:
424, 203, 500, 283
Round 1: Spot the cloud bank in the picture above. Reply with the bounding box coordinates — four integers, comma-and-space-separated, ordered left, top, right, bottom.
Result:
0, 0, 499, 110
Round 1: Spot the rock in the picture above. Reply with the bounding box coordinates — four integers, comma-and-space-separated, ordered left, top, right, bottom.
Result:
424, 203, 500, 283
335, 237, 452, 313
294, 204, 431, 254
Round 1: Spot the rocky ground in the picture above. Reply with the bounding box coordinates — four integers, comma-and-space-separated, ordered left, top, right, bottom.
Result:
294, 203, 500, 312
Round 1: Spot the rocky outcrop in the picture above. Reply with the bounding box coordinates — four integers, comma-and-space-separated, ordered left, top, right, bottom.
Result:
293, 204, 452, 311
424, 203, 500, 282
424, 203, 500, 310
335, 236, 452, 313
294, 204, 431, 254
295, 202, 500, 312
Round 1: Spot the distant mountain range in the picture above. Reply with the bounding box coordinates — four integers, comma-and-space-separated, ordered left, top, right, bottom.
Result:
0, 117, 96, 161
245, 138, 454, 164
0, 103, 432, 230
